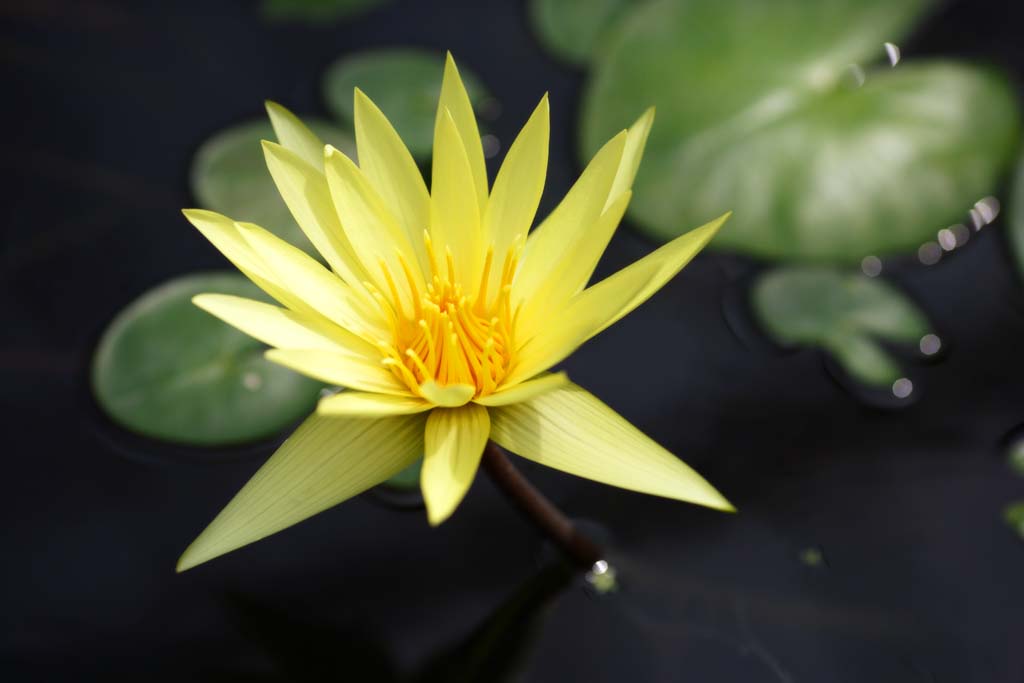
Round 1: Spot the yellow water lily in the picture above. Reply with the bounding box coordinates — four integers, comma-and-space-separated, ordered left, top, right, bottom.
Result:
177, 54, 732, 571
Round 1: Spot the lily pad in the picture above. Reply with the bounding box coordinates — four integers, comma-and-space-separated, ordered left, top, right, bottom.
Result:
92, 273, 323, 446
581, 0, 1019, 262
751, 266, 931, 388
261, 0, 387, 23
191, 118, 355, 256
1004, 501, 1024, 540
529, 0, 634, 66
1009, 155, 1024, 281
322, 49, 490, 162
384, 457, 422, 490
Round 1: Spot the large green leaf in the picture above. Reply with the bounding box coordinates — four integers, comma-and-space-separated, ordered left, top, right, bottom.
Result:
92, 273, 323, 446
751, 266, 931, 388
322, 49, 490, 162
581, 0, 1019, 263
528, 0, 636, 66
190, 118, 354, 256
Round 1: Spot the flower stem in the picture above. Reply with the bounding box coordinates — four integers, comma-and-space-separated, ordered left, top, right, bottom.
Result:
481, 441, 604, 570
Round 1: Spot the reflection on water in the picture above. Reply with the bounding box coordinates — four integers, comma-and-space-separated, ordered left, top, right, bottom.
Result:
884, 42, 902, 67
861, 255, 883, 277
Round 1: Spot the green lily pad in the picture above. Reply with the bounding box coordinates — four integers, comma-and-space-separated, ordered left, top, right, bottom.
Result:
322, 49, 491, 162
751, 266, 931, 388
92, 273, 323, 446
261, 0, 387, 23
1009, 155, 1024, 280
1003, 501, 1024, 539
581, 0, 1019, 263
528, 0, 635, 66
384, 457, 422, 490
191, 118, 355, 256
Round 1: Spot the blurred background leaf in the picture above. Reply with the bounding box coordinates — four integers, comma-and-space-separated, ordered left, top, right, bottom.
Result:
322, 48, 491, 162
751, 266, 931, 387
190, 118, 355, 257
1009, 154, 1024, 280
92, 273, 323, 446
528, 0, 633, 66
579, 0, 1019, 262
261, 0, 389, 23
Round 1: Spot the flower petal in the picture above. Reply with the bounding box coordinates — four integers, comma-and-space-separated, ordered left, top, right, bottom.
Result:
262, 140, 370, 288
324, 145, 424, 312
436, 52, 487, 214
317, 391, 432, 417
353, 88, 431, 275
236, 221, 385, 341
475, 371, 568, 407
421, 403, 490, 526
266, 349, 408, 396
177, 412, 426, 571
418, 380, 475, 407
606, 107, 655, 212
193, 293, 374, 356
431, 109, 483, 285
265, 100, 327, 171
489, 383, 733, 511
482, 95, 549, 291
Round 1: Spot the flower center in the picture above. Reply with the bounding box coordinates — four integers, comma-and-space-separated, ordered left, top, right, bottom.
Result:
376, 237, 519, 398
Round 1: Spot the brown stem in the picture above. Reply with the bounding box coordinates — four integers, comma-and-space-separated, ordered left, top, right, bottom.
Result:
481, 441, 604, 570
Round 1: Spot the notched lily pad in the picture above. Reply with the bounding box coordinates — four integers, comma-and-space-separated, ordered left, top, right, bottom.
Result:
191, 118, 355, 256
92, 273, 323, 446
581, 0, 1019, 262
529, 0, 634, 66
322, 48, 491, 162
751, 266, 932, 389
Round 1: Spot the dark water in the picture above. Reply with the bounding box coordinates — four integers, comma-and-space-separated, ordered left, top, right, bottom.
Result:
3, 0, 1024, 681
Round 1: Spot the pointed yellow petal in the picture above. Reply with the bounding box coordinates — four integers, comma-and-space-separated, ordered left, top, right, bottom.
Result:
483, 95, 549, 291
489, 383, 733, 511
266, 348, 407, 396
419, 380, 475, 407
421, 403, 490, 525
192, 293, 374, 356
436, 52, 487, 213
513, 131, 627, 337
177, 412, 426, 571
317, 391, 432, 416
353, 88, 431, 276
265, 100, 326, 171
262, 140, 370, 288
505, 261, 655, 386
575, 211, 730, 339
323, 145, 424, 311
605, 107, 654, 212
236, 221, 384, 340
430, 109, 483, 285
182, 209, 306, 312
476, 371, 568, 407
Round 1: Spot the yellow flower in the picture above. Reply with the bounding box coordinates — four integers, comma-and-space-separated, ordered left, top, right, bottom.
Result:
178, 54, 732, 571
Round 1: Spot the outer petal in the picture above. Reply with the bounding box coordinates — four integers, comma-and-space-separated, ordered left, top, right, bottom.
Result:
419, 381, 475, 407
431, 110, 483, 285
317, 391, 432, 417
482, 95, 549, 292
474, 371, 568, 407
435, 52, 488, 214
193, 293, 375, 356
266, 349, 408, 396
177, 412, 426, 571
605, 107, 655, 212
489, 383, 733, 511
421, 404, 490, 526
265, 100, 327, 171
262, 140, 370, 289
353, 88, 431, 275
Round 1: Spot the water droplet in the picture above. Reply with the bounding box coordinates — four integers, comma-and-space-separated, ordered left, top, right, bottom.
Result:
884, 42, 901, 66
917, 242, 941, 265
937, 228, 957, 251
951, 223, 970, 246
919, 333, 941, 356
481, 133, 501, 159
585, 559, 618, 594
892, 377, 913, 399
242, 371, 263, 391
974, 196, 1000, 224
860, 255, 882, 277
